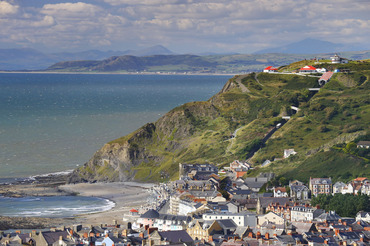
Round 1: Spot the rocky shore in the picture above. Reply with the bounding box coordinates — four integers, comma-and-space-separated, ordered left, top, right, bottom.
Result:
0, 173, 72, 198
0, 216, 68, 230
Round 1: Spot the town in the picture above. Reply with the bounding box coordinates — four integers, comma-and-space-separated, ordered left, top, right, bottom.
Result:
1, 158, 370, 246
1, 54, 369, 246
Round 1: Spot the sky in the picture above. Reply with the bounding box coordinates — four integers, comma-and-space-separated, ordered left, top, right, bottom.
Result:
0, 0, 369, 54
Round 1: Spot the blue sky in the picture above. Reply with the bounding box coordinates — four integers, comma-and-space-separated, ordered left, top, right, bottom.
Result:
1, 0, 369, 53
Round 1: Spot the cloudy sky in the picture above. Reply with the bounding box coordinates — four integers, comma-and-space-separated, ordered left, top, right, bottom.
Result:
0, 0, 369, 53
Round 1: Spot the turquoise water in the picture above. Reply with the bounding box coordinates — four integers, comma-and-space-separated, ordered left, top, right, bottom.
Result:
0, 195, 115, 218
0, 73, 229, 181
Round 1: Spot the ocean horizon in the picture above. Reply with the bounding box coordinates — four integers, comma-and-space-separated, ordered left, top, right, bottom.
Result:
0, 73, 230, 181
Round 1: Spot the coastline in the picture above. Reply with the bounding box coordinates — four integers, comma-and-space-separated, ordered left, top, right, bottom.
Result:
0, 179, 156, 229
0, 70, 236, 76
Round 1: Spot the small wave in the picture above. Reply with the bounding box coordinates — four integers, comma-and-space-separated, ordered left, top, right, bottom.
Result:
29, 169, 74, 179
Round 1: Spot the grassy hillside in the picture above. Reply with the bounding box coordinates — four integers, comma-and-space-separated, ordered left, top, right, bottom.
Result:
72, 60, 370, 183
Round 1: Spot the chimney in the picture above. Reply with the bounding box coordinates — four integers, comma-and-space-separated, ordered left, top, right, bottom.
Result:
83, 233, 88, 238
324, 239, 328, 245
89, 232, 95, 237
122, 229, 127, 237
208, 236, 213, 242
357, 221, 361, 225
273, 234, 277, 237
265, 233, 269, 240
248, 232, 253, 238
256, 232, 261, 239
139, 232, 144, 239
349, 227, 353, 232
343, 221, 347, 226
335, 229, 339, 236
15, 231, 21, 234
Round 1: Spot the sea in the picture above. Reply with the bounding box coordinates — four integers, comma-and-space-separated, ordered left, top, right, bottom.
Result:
0, 73, 230, 217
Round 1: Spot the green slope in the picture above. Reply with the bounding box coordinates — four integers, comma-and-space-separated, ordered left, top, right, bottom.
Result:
70, 60, 370, 183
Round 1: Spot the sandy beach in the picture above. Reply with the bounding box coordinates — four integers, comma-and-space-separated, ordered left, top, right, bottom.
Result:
0, 181, 156, 229
59, 182, 156, 226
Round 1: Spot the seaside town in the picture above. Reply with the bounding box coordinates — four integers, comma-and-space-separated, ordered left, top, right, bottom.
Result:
1, 54, 369, 246
1, 160, 370, 246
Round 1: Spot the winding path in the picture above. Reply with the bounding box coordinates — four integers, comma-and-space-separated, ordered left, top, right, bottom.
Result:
234, 75, 250, 93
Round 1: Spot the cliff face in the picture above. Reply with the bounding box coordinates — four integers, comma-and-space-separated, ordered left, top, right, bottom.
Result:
69, 100, 221, 183
70, 69, 370, 183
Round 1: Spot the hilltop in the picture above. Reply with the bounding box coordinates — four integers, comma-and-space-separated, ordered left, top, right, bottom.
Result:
69, 59, 370, 183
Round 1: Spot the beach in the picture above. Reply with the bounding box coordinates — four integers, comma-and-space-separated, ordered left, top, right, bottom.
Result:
0, 181, 156, 229
59, 182, 156, 225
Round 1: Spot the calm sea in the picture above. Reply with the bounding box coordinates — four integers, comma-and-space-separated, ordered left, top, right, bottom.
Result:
0, 73, 229, 182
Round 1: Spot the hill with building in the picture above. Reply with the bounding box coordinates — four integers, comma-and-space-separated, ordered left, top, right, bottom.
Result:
68, 58, 370, 183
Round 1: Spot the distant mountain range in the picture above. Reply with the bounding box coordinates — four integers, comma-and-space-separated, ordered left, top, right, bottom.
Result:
0, 45, 174, 70
1, 39, 369, 71
253, 38, 368, 54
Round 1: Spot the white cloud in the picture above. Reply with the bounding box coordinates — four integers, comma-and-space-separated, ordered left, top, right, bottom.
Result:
0, 0, 368, 53
0, 1, 18, 15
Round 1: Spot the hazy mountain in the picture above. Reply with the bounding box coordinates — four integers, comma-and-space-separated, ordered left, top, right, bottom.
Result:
0, 45, 175, 70
254, 38, 368, 54
124, 45, 174, 56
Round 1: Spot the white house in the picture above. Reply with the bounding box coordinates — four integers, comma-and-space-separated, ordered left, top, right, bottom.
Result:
361, 183, 370, 195
202, 212, 257, 227
299, 65, 317, 73
356, 211, 370, 223
331, 54, 349, 64
333, 181, 346, 194
263, 66, 278, 73
273, 187, 288, 197
316, 68, 327, 73
291, 205, 325, 222
284, 149, 297, 158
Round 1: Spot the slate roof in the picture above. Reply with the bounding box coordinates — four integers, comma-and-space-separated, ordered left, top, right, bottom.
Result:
258, 197, 291, 208
140, 209, 159, 219
216, 219, 238, 230
41, 231, 69, 245
316, 211, 341, 222
158, 230, 193, 243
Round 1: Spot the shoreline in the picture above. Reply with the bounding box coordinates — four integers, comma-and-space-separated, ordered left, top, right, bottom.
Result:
0, 180, 156, 229
0, 70, 236, 76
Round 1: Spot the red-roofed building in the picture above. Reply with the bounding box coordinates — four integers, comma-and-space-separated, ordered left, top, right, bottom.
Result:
299, 65, 317, 73
129, 209, 139, 216
263, 66, 278, 73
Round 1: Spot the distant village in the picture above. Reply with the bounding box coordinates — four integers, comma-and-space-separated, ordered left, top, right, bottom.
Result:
1, 54, 369, 246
